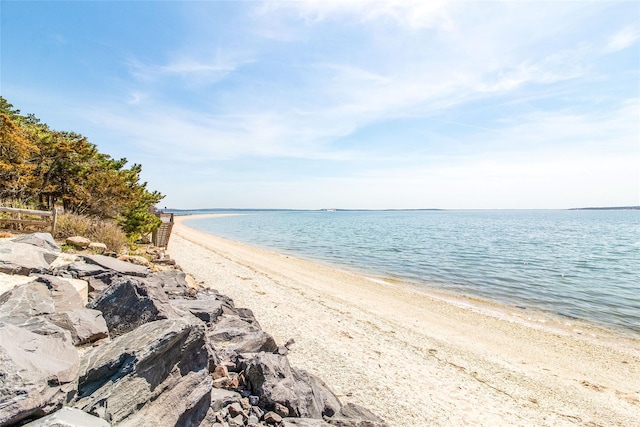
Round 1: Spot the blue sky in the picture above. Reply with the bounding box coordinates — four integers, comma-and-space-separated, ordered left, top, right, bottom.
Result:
2, 1, 638, 209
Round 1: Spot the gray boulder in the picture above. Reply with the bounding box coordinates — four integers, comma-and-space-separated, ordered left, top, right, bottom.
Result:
0, 323, 79, 426
81, 254, 150, 277
13, 233, 61, 253
34, 275, 85, 313
47, 308, 109, 345
170, 295, 224, 324
87, 276, 180, 337
0, 273, 36, 301
209, 388, 243, 412
66, 236, 91, 249
0, 280, 55, 321
241, 353, 342, 419
22, 406, 110, 427
142, 270, 195, 299
63, 261, 110, 279
207, 311, 278, 356
73, 318, 211, 427
327, 403, 389, 427
0, 241, 59, 275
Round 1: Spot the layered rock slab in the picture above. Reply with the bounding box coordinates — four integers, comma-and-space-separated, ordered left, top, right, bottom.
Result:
87, 276, 180, 338
0, 323, 79, 426
241, 352, 342, 419
73, 318, 211, 426
22, 406, 110, 427
0, 241, 59, 275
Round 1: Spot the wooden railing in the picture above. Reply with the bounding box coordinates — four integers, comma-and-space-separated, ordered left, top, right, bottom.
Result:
152, 213, 174, 248
0, 207, 58, 234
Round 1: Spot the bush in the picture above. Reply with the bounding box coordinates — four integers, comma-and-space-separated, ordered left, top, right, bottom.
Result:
55, 213, 93, 238
55, 213, 128, 253
90, 220, 128, 253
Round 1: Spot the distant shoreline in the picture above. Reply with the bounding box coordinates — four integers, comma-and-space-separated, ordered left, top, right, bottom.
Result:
166, 206, 639, 213
569, 206, 640, 210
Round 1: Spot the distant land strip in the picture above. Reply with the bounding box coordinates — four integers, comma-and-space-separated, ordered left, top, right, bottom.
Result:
569, 206, 640, 210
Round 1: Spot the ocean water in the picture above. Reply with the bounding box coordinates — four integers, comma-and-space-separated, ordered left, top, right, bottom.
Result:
182, 210, 640, 336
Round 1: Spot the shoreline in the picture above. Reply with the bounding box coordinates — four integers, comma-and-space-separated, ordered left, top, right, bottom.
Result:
176, 214, 639, 344
170, 213, 640, 426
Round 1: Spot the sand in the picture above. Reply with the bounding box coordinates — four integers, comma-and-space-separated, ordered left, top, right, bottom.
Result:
169, 214, 640, 427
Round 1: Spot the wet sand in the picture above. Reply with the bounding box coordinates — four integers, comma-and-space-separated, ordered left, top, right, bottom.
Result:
169, 214, 640, 426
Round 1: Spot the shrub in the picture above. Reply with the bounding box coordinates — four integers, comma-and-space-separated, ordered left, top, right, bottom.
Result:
55, 213, 128, 253
90, 220, 128, 253
55, 213, 93, 239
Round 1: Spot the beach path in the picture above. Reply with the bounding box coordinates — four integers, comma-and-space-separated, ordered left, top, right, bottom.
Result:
170, 214, 640, 427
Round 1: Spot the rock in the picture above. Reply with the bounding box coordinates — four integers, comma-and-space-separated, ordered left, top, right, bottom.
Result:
0, 323, 79, 426
264, 411, 283, 424
66, 236, 91, 249
250, 405, 265, 420
213, 364, 229, 380
170, 295, 224, 324
185, 273, 199, 289
208, 310, 278, 357
0, 280, 55, 322
282, 419, 333, 427
35, 275, 85, 313
327, 403, 389, 427
47, 308, 109, 345
210, 388, 243, 412
34, 275, 89, 306
21, 406, 111, 426
153, 258, 176, 266
82, 254, 150, 277
277, 338, 296, 356
88, 242, 107, 253
48, 253, 80, 271
73, 318, 211, 427
241, 353, 341, 419
0, 240, 59, 275
142, 270, 194, 299
87, 276, 181, 337
0, 272, 34, 295
227, 401, 245, 418
228, 414, 245, 427
117, 255, 152, 268
13, 233, 61, 252
275, 402, 290, 417
63, 261, 110, 279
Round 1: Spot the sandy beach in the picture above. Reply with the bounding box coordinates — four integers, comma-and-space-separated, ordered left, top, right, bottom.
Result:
169, 214, 640, 427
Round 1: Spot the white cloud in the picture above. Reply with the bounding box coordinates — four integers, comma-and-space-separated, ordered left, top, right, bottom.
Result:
127, 49, 251, 84
604, 26, 640, 53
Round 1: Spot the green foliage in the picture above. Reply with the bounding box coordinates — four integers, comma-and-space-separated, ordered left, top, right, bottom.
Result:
0, 97, 165, 238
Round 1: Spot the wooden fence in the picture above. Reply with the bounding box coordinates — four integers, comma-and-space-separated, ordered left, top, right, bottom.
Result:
0, 207, 58, 234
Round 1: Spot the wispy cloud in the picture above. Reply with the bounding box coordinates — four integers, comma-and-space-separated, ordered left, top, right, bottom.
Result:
261, 0, 454, 30
127, 49, 252, 85
604, 26, 640, 53
12, 0, 635, 208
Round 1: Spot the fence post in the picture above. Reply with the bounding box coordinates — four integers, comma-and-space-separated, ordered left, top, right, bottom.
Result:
51, 208, 58, 235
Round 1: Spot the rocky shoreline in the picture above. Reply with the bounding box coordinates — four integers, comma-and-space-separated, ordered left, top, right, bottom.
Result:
0, 232, 388, 427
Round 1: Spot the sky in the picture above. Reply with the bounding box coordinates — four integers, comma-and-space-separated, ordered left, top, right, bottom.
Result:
1, 0, 639, 210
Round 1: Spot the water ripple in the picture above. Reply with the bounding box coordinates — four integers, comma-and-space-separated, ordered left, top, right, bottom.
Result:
188, 210, 640, 335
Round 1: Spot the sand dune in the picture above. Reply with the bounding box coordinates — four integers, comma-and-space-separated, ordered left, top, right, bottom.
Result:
169, 214, 640, 427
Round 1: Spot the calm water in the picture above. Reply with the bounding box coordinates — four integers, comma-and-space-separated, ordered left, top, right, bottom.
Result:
183, 210, 640, 335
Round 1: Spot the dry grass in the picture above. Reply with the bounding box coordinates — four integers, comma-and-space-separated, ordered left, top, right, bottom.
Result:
55, 213, 128, 253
